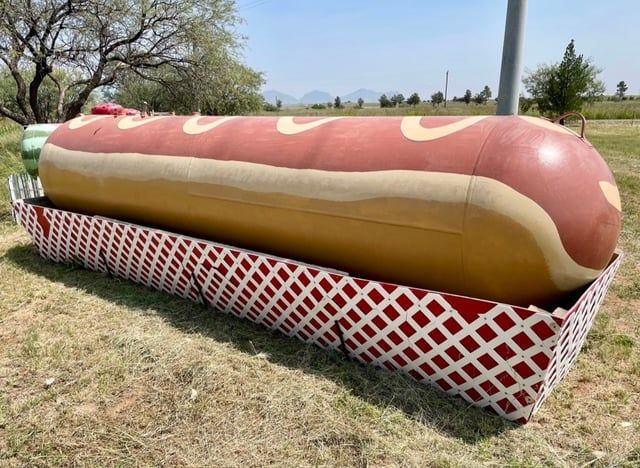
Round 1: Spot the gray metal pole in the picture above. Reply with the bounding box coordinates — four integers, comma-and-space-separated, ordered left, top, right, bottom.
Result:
496, 0, 528, 115
444, 70, 449, 108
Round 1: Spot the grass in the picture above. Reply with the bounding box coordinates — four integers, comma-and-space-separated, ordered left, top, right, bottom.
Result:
0, 123, 23, 223
0, 118, 639, 466
255, 99, 640, 120
580, 100, 640, 121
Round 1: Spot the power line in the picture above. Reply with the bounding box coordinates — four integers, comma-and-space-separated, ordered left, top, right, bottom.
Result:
238, 0, 271, 11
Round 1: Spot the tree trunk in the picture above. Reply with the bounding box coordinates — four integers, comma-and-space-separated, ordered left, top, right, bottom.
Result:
56, 85, 67, 123
29, 60, 50, 123
2, 59, 36, 124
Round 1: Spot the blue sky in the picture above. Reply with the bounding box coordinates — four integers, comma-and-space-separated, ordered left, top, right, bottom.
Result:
238, 0, 639, 98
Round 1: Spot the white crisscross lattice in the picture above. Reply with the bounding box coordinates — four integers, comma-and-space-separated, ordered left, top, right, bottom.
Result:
530, 256, 622, 416
13, 199, 621, 423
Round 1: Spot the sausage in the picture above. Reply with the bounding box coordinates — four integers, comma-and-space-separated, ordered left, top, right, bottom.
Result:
37, 114, 621, 306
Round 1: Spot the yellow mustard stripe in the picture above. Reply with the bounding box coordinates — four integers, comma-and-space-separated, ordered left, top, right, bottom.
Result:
599, 181, 622, 211
400, 116, 488, 142
67, 115, 109, 130
183, 116, 238, 135
276, 116, 345, 135
117, 116, 168, 129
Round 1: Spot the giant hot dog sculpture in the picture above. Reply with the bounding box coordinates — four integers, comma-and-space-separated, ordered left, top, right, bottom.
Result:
34, 114, 621, 306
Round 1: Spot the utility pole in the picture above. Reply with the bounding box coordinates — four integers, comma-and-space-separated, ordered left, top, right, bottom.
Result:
444, 70, 449, 108
496, 0, 528, 115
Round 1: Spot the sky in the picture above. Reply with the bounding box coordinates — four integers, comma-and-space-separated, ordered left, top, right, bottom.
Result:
237, 0, 640, 99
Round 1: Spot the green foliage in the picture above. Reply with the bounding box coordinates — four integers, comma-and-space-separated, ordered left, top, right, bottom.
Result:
519, 96, 534, 114
0, 69, 98, 123
406, 92, 420, 107
115, 53, 264, 116
311, 103, 327, 109
390, 94, 405, 106
334, 96, 343, 109
482, 86, 492, 101
378, 94, 393, 108
275, 98, 282, 110
523, 39, 605, 117
430, 91, 444, 107
463, 89, 472, 105
616, 81, 628, 99
0, 0, 259, 123
356, 98, 364, 109
468, 86, 492, 106
263, 102, 278, 112
0, 120, 22, 216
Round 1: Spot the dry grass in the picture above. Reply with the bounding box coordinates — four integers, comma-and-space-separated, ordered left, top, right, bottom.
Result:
0, 121, 638, 466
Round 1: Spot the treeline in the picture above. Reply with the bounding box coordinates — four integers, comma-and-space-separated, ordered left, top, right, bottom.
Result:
451, 86, 493, 105
376, 89, 493, 108
263, 87, 494, 112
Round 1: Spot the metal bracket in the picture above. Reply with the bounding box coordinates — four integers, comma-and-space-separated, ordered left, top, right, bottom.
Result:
190, 269, 209, 307
99, 249, 112, 277
552, 111, 587, 138
334, 319, 351, 360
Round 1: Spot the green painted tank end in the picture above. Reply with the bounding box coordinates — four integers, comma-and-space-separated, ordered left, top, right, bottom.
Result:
20, 124, 61, 177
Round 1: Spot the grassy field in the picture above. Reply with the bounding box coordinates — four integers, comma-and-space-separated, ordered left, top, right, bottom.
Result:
255, 99, 640, 120
0, 119, 638, 466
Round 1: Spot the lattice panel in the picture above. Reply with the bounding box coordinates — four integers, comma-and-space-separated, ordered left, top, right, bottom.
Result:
531, 257, 622, 415
13, 199, 622, 423
7, 174, 44, 221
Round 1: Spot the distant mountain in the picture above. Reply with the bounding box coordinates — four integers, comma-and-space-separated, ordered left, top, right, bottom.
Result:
262, 90, 299, 105
262, 88, 409, 106
300, 90, 334, 105
340, 88, 382, 103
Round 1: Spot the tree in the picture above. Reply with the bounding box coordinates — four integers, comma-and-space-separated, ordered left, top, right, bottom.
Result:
263, 101, 277, 112
276, 98, 282, 110
430, 91, 444, 107
523, 39, 605, 118
519, 95, 534, 114
326, 101, 333, 109
390, 93, 405, 106
334, 96, 343, 109
0, 0, 259, 124
481, 86, 492, 102
0, 67, 98, 119
470, 86, 492, 105
356, 97, 364, 109
114, 51, 263, 116
379, 94, 393, 108
463, 89, 472, 105
406, 92, 421, 107
616, 81, 628, 99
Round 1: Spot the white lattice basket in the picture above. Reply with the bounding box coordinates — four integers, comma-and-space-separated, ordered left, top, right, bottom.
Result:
12, 198, 622, 423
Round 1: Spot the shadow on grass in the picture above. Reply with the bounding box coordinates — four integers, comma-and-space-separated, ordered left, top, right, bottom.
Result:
4, 243, 518, 443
